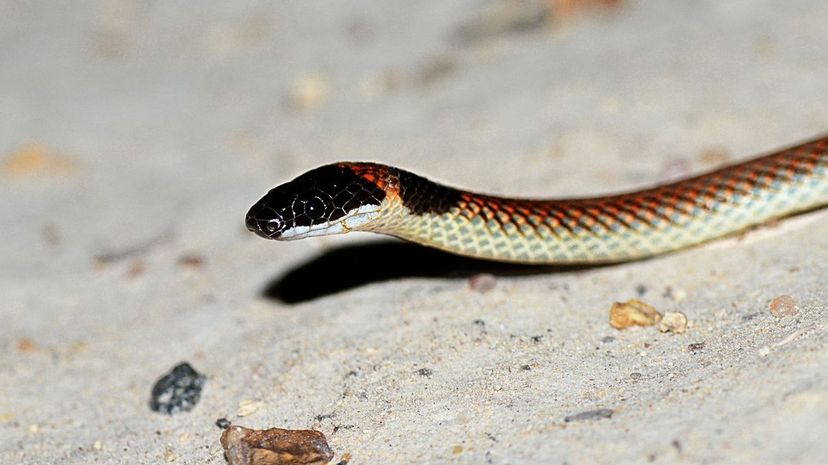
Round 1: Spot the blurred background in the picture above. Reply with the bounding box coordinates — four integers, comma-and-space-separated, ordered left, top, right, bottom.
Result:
3, 0, 827, 275
2, 1, 827, 464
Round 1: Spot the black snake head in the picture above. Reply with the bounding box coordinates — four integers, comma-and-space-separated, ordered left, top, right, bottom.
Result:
246, 163, 388, 240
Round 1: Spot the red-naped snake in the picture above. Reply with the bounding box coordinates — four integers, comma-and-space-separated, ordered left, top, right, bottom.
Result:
246, 135, 828, 264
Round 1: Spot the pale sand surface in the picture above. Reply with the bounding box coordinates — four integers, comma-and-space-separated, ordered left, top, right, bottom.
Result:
1, 1, 827, 464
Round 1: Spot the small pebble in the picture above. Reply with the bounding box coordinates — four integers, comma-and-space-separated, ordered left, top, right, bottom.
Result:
149, 362, 206, 414
564, 408, 613, 423
415, 368, 433, 377
768, 295, 799, 318
609, 299, 662, 329
687, 342, 705, 352
468, 273, 497, 293
629, 372, 643, 380
658, 311, 688, 334
216, 418, 232, 430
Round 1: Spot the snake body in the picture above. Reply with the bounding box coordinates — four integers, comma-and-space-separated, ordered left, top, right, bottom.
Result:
246, 135, 828, 264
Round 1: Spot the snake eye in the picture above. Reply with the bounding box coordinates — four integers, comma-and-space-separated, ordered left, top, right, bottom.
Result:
266, 218, 282, 233
306, 197, 326, 220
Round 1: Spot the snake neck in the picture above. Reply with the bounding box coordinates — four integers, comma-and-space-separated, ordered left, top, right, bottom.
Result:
358, 137, 828, 264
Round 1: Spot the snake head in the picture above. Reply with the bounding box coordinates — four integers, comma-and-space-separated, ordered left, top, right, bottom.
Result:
246, 163, 389, 240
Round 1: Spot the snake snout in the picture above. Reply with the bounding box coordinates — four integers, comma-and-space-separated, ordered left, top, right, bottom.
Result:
245, 203, 286, 240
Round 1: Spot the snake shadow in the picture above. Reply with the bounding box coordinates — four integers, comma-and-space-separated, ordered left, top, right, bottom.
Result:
261, 240, 605, 304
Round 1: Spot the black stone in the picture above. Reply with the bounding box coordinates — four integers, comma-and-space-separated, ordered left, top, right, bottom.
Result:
149, 362, 206, 414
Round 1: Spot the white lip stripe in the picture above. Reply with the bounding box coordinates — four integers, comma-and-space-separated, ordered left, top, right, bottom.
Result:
279, 205, 380, 241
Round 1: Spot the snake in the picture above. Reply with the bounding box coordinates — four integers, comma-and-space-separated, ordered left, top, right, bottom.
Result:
246, 135, 828, 264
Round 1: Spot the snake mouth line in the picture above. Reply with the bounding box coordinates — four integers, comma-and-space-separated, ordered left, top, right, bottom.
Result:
248, 203, 382, 241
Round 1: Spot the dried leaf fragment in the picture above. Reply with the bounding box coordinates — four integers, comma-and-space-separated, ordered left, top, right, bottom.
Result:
609, 299, 662, 329
221, 425, 334, 465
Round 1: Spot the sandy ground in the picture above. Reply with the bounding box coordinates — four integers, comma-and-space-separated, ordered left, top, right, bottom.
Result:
1, 1, 827, 464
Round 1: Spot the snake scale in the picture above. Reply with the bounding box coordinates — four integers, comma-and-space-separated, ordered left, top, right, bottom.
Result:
246, 135, 828, 264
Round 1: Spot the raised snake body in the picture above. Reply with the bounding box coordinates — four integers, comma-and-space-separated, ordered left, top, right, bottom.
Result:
246, 135, 828, 264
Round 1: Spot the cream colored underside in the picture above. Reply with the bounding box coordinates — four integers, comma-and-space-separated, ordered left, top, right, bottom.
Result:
360, 167, 828, 264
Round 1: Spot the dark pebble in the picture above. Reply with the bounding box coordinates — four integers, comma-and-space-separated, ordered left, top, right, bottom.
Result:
564, 408, 613, 423
149, 362, 206, 414
601, 336, 615, 343
687, 342, 705, 352
215, 418, 231, 430
415, 368, 433, 377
